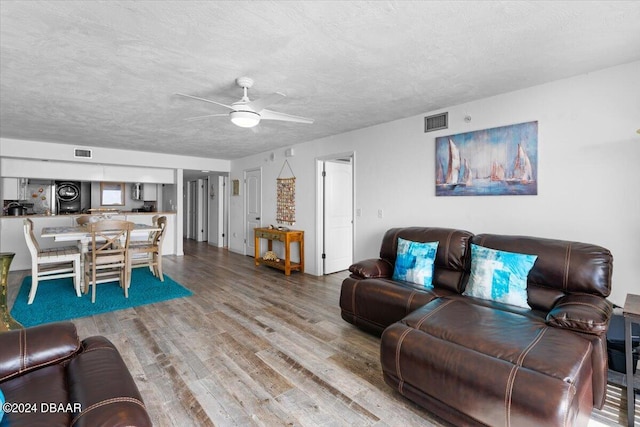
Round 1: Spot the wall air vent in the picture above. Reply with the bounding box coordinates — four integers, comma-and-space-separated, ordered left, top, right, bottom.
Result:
74, 148, 92, 159
424, 112, 448, 132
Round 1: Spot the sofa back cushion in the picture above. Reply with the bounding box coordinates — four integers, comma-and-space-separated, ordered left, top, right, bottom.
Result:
470, 234, 612, 312
380, 227, 473, 293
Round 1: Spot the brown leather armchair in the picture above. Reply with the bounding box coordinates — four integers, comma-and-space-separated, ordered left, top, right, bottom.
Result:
0, 322, 152, 426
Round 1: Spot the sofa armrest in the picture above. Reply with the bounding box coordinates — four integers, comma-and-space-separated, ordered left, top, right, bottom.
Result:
349, 258, 394, 279
0, 321, 80, 382
545, 293, 613, 336
68, 336, 152, 427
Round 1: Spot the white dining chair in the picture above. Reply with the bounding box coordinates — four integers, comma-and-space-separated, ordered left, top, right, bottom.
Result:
128, 216, 167, 281
23, 219, 82, 304
84, 220, 134, 303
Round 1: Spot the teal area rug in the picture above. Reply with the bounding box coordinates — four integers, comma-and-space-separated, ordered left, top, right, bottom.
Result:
11, 269, 193, 327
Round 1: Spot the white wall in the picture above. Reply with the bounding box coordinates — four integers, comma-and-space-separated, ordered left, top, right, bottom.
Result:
229, 61, 640, 306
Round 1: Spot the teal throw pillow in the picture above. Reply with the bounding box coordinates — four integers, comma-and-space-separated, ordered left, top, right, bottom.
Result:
464, 243, 537, 309
0, 386, 5, 422
392, 238, 439, 288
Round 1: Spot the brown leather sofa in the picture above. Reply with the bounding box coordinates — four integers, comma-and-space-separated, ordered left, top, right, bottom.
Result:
340, 227, 613, 427
0, 321, 152, 426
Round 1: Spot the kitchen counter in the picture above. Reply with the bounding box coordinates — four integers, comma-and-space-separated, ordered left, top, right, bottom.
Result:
1, 211, 176, 218
0, 212, 176, 271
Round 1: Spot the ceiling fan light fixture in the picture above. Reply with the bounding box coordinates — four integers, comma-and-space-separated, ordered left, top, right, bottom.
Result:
230, 111, 260, 128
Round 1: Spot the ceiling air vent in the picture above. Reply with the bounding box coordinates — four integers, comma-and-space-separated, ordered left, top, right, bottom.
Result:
74, 148, 92, 159
424, 112, 448, 132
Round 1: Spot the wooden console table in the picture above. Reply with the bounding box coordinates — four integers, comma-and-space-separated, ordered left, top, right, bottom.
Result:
254, 228, 304, 275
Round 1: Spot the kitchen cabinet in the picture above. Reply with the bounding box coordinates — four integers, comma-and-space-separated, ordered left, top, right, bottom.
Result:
143, 184, 157, 201
2, 178, 27, 200
1, 158, 175, 184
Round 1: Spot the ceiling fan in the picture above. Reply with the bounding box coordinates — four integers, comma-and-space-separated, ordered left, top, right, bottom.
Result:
176, 77, 314, 128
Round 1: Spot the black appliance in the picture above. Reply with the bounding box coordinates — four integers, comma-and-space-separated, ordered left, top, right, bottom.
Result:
607, 313, 639, 374
6, 202, 27, 216
132, 204, 154, 213
55, 181, 81, 214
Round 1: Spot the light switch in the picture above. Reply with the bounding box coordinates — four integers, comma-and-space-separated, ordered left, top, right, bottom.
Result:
378, 209, 384, 218
356, 208, 362, 217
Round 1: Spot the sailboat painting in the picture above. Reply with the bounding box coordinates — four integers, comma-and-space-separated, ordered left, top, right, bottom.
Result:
435, 121, 538, 196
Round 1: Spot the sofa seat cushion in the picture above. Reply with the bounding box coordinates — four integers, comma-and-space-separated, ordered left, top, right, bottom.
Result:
0, 363, 71, 426
340, 276, 456, 335
380, 297, 594, 426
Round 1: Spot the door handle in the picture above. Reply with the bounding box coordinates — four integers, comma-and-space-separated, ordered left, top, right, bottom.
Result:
256, 217, 260, 220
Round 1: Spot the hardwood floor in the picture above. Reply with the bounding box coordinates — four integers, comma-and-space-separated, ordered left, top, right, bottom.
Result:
6, 240, 637, 426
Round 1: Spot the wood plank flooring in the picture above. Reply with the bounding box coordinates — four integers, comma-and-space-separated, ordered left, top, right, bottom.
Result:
5, 240, 638, 426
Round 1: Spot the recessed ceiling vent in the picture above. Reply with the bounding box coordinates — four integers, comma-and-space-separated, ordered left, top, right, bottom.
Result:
424, 112, 448, 132
74, 148, 92, 159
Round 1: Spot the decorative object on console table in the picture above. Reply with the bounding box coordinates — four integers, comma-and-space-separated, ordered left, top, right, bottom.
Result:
0, 252, 23, 331
276, 160, 296, 225
254, 227, 304, 275
624, 293, 640, 427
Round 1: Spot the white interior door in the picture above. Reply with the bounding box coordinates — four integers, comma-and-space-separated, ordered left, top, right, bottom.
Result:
207, 175, 225, 247
188, 181, 197, 239
323, 159, 353, 273
208, 177, 218, 246
245, 168, 261, 256
199, 178, 208, 242
223, 176, 229, 248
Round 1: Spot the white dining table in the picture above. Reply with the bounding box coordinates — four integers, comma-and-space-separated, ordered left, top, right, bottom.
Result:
41, 224, 160, 291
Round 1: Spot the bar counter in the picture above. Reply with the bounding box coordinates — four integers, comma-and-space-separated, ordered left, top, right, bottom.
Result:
0, 212, 176, 271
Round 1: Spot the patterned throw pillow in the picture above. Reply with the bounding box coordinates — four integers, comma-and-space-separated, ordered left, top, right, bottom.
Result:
464, 243, 538, 309
392, 238, 439, 288
0, 385, 5, 422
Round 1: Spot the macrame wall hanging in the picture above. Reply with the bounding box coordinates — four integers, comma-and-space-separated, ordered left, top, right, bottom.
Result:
276, 160, 296, 225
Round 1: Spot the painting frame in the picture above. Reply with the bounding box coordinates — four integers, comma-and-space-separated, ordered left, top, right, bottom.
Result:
435, 121, 538, 197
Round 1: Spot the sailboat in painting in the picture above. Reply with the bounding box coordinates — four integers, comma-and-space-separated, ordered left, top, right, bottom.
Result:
461, 159, 473, 186
506, 143, 534, 185
491, 161, 505, 181
437, 139, 461, 190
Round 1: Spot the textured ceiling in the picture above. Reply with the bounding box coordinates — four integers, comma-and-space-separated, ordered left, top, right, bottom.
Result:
1, 1, 640, 160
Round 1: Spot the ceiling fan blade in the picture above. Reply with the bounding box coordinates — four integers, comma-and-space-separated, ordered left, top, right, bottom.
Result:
260, 109, 314, 124
184, 113, 228, 122
247, 92, 286, 112
175, 93, 233, 110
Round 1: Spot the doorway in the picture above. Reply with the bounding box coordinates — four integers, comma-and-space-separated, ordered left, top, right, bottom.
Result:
207, 175, 227, 248
199, 178, 208, 242
187, 180, 197, 239
317, 154, 354, 274
185, 178, 208, 242
244, 168, 262, 256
